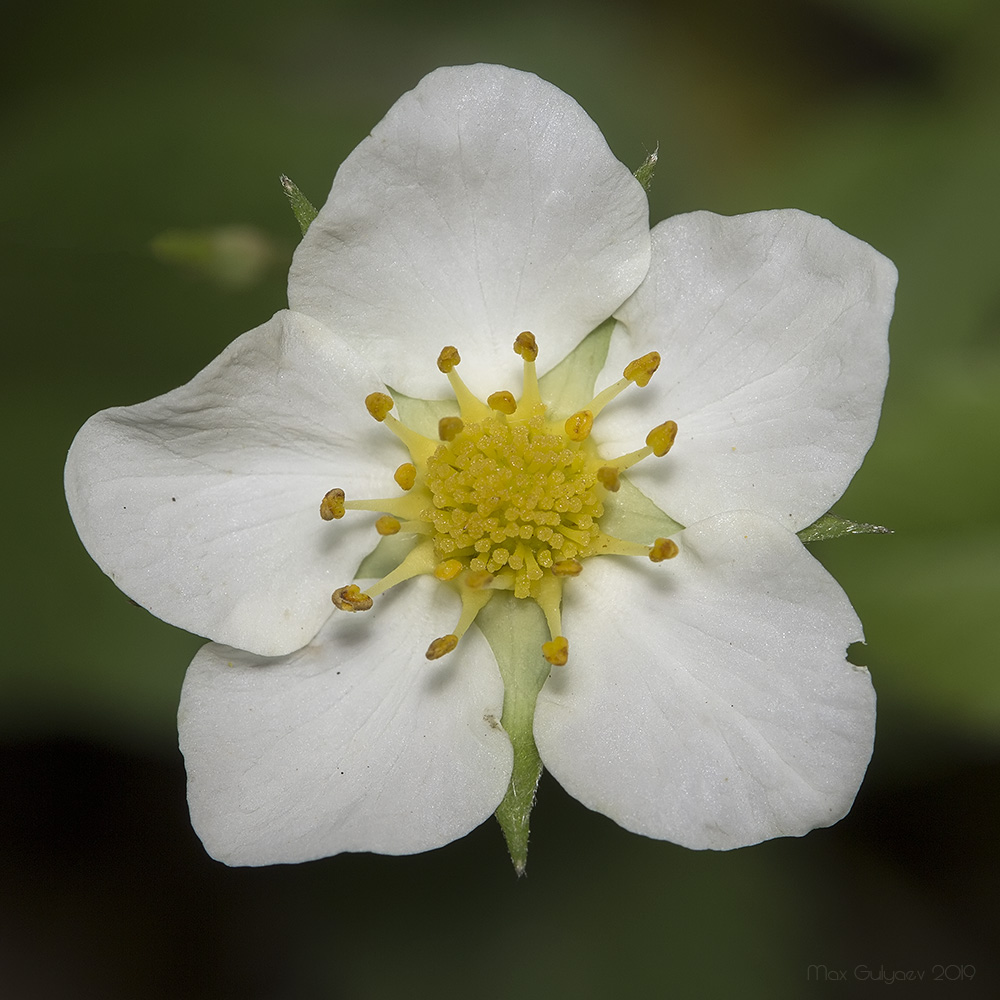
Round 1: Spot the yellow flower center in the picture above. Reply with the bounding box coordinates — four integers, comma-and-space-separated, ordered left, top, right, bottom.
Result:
323, 332, 678, 665
424, 413, 604, 596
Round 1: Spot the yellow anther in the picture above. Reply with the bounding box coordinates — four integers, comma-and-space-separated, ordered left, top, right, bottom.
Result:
365, 392, 394, 422
487, 390, 517, 415
624, 351, 661, 387
394, 463, 416, 490
331, 585, 373, 612
596, 466, 621, 492
513, 331, 538, 362
426, 634, 459, 660
542, 635, 569, 666
551, 558, 583, 577
649, 537, 679, 562
465, 570, 495, 590
434, 559, 463, 581
320, 488, 346, 520
438, 416, 464, 441
646, 420, 678, 457
437, 346, 461, 373
564, 409, 594, 442
375, 515, 401, 536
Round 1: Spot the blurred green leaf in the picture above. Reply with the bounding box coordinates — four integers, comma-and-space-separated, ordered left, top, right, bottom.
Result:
150, 225, 278, 289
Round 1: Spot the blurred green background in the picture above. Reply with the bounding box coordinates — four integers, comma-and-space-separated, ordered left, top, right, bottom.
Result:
3, 0, 998, 996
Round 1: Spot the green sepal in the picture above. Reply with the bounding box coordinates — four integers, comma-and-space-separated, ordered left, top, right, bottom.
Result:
797, 513, 892, 543
601, 474, 684, 543
537, 316, 615, 418
633, 144, 659, 192
280, 174, 318, 236
475, 595, 551, 876
389, 390, 453, 438
354, 533, 420, 580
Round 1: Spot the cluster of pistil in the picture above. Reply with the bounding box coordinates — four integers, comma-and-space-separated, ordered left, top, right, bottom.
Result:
320, 331, 679, 667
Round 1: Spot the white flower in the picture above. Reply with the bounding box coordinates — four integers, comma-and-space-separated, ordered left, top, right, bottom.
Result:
64, 64, 895, 867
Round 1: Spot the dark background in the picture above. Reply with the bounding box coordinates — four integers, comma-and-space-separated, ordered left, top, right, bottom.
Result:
2, 0, 997, 996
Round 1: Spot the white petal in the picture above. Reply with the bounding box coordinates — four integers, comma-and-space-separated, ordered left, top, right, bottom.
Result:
179, 576, 512, 865
289, 64, 650, 398
65, 310, 404, 656
603, 210, 895, 529
534, 511, 875, 849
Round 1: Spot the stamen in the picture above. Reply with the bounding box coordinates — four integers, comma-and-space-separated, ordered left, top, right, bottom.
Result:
542, 636, 569, 666
564, 410, 594, 442
586, 352, 662, 418
623, 351, 661, 387
331, 585, 373, 612
437, 346, 491, 422
325, 334, 676, 677
513, 332, 542, 412
381, 414, 438, 465
646, 420, 678, 457
513, 331, 538, 362
320, 488, 346, 520
434, 559, 463, 581
395, 520, 433, 536
596, 466, 621, 492
610, 420, 678, 472
535, 572, 564, 642
363, 540, 438, 600
649, 537, 680, 562
551, 558, 583, 577
465, 570, 495, 589
394, 463, 416, 490
436, 346, 461, 373
438, 416, 464, 441
425, 634, 459, 660
365, 392, 394, 422
425, 574, 496, 660
343, 494, 425, 519
488, 390, 517, 415
590, 534, 654, 558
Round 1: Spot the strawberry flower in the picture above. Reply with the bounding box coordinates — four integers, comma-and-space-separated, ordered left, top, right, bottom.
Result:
65, 64, 895, 867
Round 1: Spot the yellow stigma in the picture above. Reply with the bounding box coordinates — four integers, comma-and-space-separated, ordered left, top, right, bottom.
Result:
319, 334, 682, 666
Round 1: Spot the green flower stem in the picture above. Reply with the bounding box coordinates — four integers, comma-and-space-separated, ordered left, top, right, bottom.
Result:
476, 595, 551, 875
